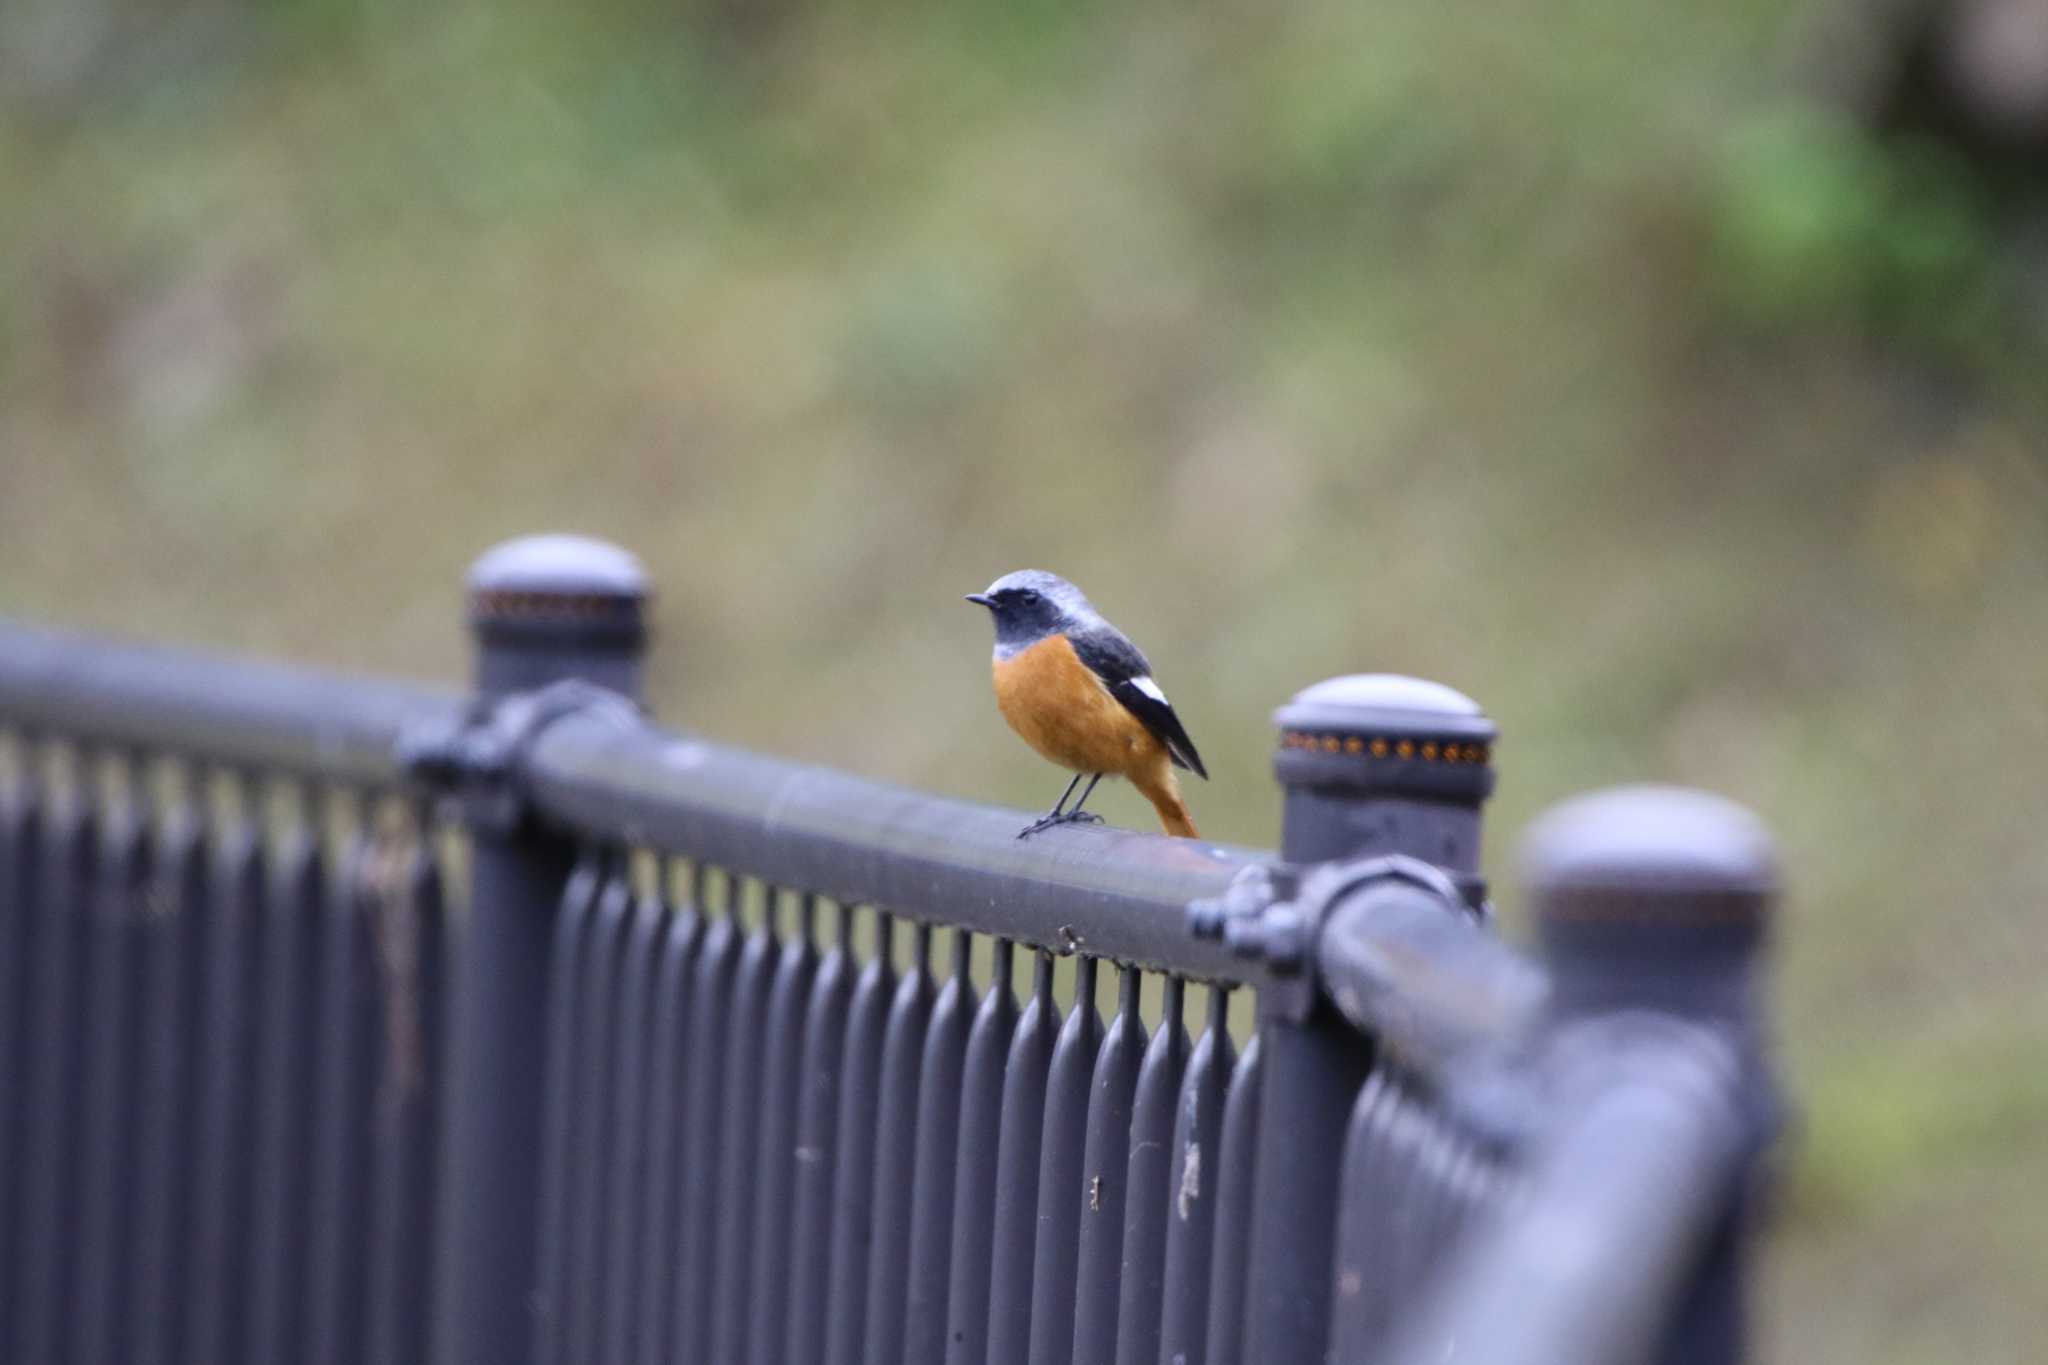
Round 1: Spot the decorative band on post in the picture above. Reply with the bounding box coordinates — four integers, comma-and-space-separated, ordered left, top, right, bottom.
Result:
467, 535, 650, 701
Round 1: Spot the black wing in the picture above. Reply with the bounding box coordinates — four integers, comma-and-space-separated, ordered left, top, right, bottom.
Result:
1072, 629, 1209, 780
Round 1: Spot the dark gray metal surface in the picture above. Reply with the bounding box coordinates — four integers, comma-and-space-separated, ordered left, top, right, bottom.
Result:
862, 922, 939, 1364
521, 710, 1267, 982
1201, 1034, 1262, 1365
1026, 956, 1105, 1365
1315, 877, 1547, 1086
0, 622, 460, 787
437, 820, 575, 1365
72, 784, 147, 1365
902, 930, 975, 1365
306, 812, 380, 1365
1071, 966, 1147, 1361
1112, 974, 1187, 1365
0, 763, 37, 1359
597, 887, 663, 1365
13, 785, 91, 1365
822, 915, 898, 1365
744, 894, 821, 1365
531, 859, 598, 1363
1155, 988, 1234, 1365
566, 870, 635, 1362
366, 840, 448, 1365
672, 893, 741, 1363
634, 891, 705, 1365
942, 940, 1022, 1365
782, 902, 857, 1365
1387, 1030, 1748, 1365
182, 790, 264, 1365
1243, 1006, 1372, 1365
708, 905, 778, 1364
985, 954, 1058, 1365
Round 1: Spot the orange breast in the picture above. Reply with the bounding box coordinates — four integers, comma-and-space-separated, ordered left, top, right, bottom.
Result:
992, 634, 1165, 778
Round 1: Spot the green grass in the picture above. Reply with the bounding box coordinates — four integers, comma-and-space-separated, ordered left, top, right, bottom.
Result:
4, 3, 2046, 1358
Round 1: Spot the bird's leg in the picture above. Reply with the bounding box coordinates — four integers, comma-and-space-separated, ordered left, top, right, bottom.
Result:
1054, 774, 1105, 826
1017, 773, 1087, 838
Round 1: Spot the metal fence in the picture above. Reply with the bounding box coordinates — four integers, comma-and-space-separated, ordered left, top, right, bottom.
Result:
0, 534, 1781, 1365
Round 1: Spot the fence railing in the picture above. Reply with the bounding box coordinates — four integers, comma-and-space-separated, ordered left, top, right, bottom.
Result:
0, 533, 1781, 1365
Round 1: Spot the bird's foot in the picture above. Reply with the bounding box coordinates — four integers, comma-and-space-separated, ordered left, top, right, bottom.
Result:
1015, 809, 1105, 839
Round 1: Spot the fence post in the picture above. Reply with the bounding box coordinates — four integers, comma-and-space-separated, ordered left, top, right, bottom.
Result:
1240, 675, 1496, 1362
1522, 785, 1779, 1365
431, 535, 648, 1365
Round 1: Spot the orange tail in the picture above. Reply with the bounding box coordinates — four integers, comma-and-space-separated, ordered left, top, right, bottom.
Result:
1134, 767, 1199, 839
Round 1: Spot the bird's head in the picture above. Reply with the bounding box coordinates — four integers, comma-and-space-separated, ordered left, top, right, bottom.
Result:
965, 570, 1094, 653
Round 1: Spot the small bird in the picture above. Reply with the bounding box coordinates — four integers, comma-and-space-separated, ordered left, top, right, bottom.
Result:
965, 570, 1207, 839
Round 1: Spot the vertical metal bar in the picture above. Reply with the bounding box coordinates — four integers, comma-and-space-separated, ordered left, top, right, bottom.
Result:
1157, 986, 1235, 1365
532, 853, 603, 1363
1401, 1109, 1461, 1305
983, 953, 1057, 1365
1072, 966, 1149, 1362
366, 818, 449, 1365
862, 921, 939, 1364
565, 863, 635, 1364
942, 939, 1019, 1365
820, 912, 898, 1365
1327, 1072, 1399, 1360
1112, 975, 1189, 1365
0, 739, 38, 1356
707, 884, 780, 1364
130, 772, 210, 1365
1411, 1107, 1473, 1314
72, 754, 149, 1364
435, 814, 580, 1365
743, 893, 821, 1365
184, 772, 265, 1365
1243, 1004, 1370, 1365
1201, 1033, 1263, 1365
670, 871, 743, 1363
13, 752, 95, 1365
781, 902, 857, 1365
903, 930, 976, 1365
307, 794, 383, 1365
1026, 954, 1105, 1365
596, 873, 669, 1365
632, 874, 702, 1365
245, 783, 330, 1365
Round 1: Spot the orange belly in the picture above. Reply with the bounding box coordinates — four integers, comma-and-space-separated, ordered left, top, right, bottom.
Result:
992, 634, 1165, 778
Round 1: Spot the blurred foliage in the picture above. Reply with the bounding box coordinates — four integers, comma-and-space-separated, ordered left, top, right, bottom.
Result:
1712, 110, 1998, 340
3, 1, 2047, 1360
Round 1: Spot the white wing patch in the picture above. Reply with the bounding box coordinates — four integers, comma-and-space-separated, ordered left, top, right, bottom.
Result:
1132, 676, 1169, 705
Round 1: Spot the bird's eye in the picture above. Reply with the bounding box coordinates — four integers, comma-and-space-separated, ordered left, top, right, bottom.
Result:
1018, 589, 1040, 605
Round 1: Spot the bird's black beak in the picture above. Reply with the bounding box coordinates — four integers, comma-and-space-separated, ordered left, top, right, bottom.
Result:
964, 593, 994, 608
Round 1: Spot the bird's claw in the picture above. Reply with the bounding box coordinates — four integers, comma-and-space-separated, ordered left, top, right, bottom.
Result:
1016, 809, 1104, 839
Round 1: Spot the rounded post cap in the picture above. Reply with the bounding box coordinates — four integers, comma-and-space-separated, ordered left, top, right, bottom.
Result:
1273, 673, 1496, 801
467, 534, 648, 640
1522, 786, 1777, 1023
1521, 785, 1777, 905
468, 534, 648, 599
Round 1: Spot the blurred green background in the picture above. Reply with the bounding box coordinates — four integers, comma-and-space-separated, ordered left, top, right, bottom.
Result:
3, 0, 2045, 1359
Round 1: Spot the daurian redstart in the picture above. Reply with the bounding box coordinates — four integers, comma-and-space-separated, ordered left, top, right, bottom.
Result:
966, 571, 1207, 839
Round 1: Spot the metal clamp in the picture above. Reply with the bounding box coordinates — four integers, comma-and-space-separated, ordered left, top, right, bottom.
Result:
1191, 853, 1482, 973
1187, 862, 1296, 962
396, 679, 642, 833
